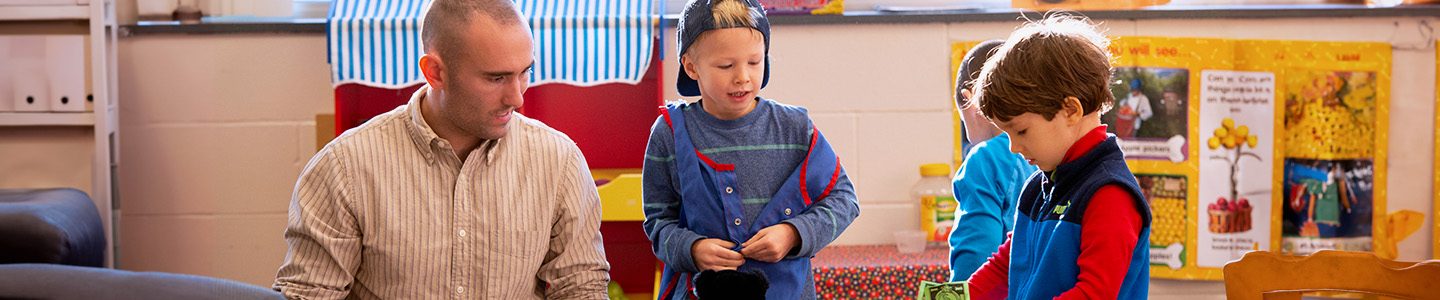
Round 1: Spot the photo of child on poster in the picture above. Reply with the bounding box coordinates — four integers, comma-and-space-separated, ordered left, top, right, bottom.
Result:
1104, 67, 1190, 162
1280, 70, 1379, 255
1282, 159, 1375, 250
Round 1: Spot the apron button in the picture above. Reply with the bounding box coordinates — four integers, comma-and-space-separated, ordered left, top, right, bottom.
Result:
734, 218, 742, 225
725, 187, 733, 194
784, 208, 792, 215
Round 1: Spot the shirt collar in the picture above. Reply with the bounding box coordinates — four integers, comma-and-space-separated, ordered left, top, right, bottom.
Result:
1060, 124, 1110, 165
406, 86, 441, 163
477, 136, 502, 166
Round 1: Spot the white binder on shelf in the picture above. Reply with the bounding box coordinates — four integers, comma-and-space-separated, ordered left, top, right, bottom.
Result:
45, 35, 85, 112
9, 36, 49, 112
0, 36, 13, 112
0, 1, 83, 6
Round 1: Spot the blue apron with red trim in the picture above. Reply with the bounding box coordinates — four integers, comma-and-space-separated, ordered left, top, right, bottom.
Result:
655, 103, 842, 300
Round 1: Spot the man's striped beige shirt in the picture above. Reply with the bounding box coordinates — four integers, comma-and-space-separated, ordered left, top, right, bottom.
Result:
274, 86, 610, 299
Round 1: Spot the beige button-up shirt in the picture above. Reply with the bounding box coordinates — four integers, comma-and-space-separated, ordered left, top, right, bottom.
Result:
274, 86, 609, 299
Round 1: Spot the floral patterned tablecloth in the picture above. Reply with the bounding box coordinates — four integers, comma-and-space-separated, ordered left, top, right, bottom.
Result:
812, 243, 951, 299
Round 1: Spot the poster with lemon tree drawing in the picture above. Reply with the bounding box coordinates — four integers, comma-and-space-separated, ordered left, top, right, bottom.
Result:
1196, 70, 1274, 269
1193, 40, 1390, 269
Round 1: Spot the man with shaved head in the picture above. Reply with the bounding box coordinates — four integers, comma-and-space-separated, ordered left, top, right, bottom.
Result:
273, 0, 610, 298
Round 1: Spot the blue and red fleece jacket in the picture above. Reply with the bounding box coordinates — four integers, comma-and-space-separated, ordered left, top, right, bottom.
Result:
967, 125, 1152, 300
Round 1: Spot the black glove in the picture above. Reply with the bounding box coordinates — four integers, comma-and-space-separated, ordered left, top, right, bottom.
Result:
693, 269, 768, 300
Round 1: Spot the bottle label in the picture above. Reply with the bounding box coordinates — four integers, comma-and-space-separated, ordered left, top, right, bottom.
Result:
922, 196, 958, 241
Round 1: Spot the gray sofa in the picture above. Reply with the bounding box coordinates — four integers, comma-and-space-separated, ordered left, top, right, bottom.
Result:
0, 188, 283, 299
0, 263, 284, 299
0, 188, 105, 267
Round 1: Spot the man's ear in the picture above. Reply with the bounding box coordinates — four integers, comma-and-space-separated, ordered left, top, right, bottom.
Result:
681, 54, 700, 82
419, 53, 446, 91
1062, 96, 1084, 126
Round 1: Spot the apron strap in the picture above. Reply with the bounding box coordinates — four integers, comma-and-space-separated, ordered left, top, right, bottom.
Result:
798, 125, 842, 206
748, 125, 844, 233
662, 105, 735, 171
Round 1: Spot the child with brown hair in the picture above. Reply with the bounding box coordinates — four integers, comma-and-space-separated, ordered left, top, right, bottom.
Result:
964, 14, 1153, 299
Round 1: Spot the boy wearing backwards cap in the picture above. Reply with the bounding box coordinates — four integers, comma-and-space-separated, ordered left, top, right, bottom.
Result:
641, 0, 859, 299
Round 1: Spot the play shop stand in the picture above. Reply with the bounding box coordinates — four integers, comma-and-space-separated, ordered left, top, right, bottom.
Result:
327, 0, 661, 298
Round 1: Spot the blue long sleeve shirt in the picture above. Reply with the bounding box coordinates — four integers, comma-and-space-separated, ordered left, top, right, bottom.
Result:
641, 99, 860, 299
947, 133, 1038, 281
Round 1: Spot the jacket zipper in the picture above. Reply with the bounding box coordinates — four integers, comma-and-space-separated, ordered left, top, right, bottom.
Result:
1020, 173, 1055, 298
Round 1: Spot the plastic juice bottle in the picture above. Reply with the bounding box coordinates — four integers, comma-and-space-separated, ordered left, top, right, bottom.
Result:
915, 163, 956, 242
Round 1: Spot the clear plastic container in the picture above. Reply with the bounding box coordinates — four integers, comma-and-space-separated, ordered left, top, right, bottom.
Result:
914, 163, 955, 242
894, 230, 927, 254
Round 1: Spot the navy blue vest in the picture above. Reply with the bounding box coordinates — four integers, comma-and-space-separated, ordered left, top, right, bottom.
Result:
1009, 135, 1152, 299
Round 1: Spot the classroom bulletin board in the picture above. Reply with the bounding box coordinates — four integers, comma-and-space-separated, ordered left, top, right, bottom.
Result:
950, 37, 1391, 280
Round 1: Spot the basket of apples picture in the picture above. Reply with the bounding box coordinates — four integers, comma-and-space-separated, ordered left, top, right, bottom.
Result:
1207, 118, 1259, 234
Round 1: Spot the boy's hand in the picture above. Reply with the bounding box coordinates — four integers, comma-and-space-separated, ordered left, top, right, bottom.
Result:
692, 238, 744, 271
740, 223, 800, 263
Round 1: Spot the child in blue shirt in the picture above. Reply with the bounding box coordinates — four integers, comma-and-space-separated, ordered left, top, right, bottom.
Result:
947, 39, 1040, 281
641, 1, 860, 299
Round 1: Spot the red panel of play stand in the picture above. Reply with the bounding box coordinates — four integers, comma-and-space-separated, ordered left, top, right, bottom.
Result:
334, 49, 662, 169
332, 45, 663, 295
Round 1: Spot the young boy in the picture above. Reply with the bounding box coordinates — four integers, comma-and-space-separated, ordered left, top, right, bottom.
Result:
641, 1, 860, 299
947, 39, 1041, 281
965, 15, 1153, 299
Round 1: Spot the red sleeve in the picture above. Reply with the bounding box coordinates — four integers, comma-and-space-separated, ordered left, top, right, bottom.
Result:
965, 232, 1011, 300
1054, 184, 1143, 300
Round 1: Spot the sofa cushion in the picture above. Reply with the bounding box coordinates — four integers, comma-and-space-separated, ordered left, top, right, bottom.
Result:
0, 263, 284, 299
0, 188, 105, 267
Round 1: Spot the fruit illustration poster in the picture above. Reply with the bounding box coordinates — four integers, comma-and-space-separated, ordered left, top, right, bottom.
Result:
1278, 70, 1380, 255
1196, 70, 1275, 268
1248, 41, 1390, 257
1106, 37, 1226, 279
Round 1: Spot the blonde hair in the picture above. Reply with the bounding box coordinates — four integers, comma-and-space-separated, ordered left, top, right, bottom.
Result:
974, 13, 1115, 123
684, 0, 765, 59
712, 0, 761, 29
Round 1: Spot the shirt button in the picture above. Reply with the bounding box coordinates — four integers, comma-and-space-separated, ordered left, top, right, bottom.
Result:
785, 208, 792, 215
456, 286, 465, 294
734, 218, 742, 225
458, 230, 467, 237
725, 187, 733, 194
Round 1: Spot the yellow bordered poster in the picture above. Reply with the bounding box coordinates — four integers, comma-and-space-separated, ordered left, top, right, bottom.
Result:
1188, 39, 1279, 278
949, 37, 1390, 281
1245, 41, 1390, 262
1435, 40, 1439, 261
1107, 36, 1229, 280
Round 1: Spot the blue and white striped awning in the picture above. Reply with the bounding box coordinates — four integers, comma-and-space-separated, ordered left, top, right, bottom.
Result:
328, 0, 657, 88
